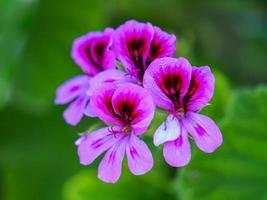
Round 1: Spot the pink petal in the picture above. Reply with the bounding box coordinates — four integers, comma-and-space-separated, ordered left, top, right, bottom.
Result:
63, 95, 89, 125
185, 66, 215, 111
55, 75, 89, 104
143, 57, 192, 111
77, 127, 123, 165
163, 127, 191, 167
146, 26, 176, 65
111, 83, 155, 135
153, 114, 180, 146
84, 102, 96, 117
113, 20, 154, 81
98, 136, 127, 183
90, 83, 124, 126
182, 112, 223, 153
71, 28, 116, 75
126, 134, 153, 175
87, 69, 136, 96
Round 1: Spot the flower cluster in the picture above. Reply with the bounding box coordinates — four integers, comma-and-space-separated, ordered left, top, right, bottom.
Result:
55, 20, 222, 183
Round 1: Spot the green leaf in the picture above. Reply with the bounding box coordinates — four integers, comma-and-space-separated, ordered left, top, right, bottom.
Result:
12, 0, 109, 114
175, 86, 267, 200
201, 70, 232, 121
63, 166, 175, 200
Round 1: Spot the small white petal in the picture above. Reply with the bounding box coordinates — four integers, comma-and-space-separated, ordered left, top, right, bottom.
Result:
153, 115, 180, 146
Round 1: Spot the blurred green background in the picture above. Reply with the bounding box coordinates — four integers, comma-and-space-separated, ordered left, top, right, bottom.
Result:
0, 0, 267, 199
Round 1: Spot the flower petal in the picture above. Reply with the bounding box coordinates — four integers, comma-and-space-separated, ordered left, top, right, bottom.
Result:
146, 26, 176, 65
98, 136, 127, 183
182, 112, 223, 153
84, 102, 96, 117
185, 66, 215, 111
90, 83, 124, 126
163, 127, 191, 167
63, 95, 89, 125
77, 127, 123, 165
126, 134, 153, 175
87, 69, 136, 96
55, 75, 89, 104
113, 20, 154, 81
111, 83, 155, 135
153, 114, 180, 146
143, 57, 192, 111
71, 28, 116, 75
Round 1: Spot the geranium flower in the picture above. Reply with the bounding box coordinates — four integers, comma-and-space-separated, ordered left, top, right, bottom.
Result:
143, 57, 222, 167
55, 28, 120, 125
55, 69, 129, 125
113, 20, 176, 83
76, 83, 155, 183
71, 28, 116, 75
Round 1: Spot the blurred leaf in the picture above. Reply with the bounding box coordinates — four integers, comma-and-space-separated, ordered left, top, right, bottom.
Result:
201, 70, 232, 121
175, 85, 267, 200
12, 0, 110, 114
63, 165, 175, 200
0, 0, 37, 109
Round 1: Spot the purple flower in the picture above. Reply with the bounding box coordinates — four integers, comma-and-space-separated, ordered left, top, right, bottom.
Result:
143, 57, 222, 167
76, 83, 155, 183
55, 69, 130, 125
71, 28, 116, 76
113, 20, 176, 82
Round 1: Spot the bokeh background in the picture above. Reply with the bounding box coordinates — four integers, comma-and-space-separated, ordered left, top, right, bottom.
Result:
0, 0, 267, 199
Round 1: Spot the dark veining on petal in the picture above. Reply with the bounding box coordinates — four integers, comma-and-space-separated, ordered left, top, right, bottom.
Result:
91, 138, 103, 148
155, 67, 184, 110
129, 146, 139, 159
195, 124, 206, 136
146, 39, 163, 66
69, 85, 80, 93
115, 94, 141, 125
182, 73, 200, 109
126, 36, 147, 80
84, 39, 107, 71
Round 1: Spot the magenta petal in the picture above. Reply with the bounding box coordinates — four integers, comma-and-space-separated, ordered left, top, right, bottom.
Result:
71, 28, 116, 75
126, 134, 153, 175
87, 69, 136, 96
147, 26, 176, 63
113, 20, 154, 81
90, 83, 124, 126
163, 127, 191, 167
77, 127, 123, 165
98, 137, 127, 183
55, 75, 89, 104
111, 83, 155, 135
84, 102, 96, 117
186, 66, 215, 111
182, 112, 223, 153
143, 57, 192, 111
63, 95, 89, 125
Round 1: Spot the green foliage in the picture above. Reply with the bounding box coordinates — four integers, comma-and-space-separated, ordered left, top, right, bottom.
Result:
63, 144, 176, 200
201, 70, 232, 121
176, 86, 267, 200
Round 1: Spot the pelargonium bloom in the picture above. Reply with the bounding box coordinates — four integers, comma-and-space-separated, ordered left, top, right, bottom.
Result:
72, 28, 116, 75
55, 69, 130, 125
76, 83, 155, 183
113, 20, 176, 82
143, 57, 222, 167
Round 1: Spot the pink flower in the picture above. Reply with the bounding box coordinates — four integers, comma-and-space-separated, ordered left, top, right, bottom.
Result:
113, 20, 176, 82
55, 69, 130, 125
71, 28, 116, 75
76, 83, 155, 183
143, 57, 223, 167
